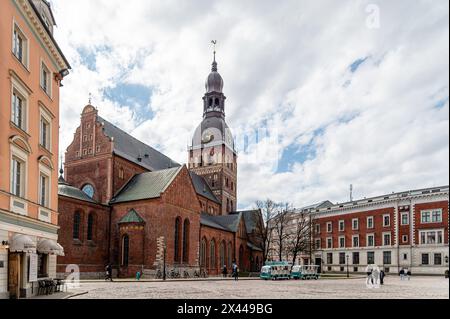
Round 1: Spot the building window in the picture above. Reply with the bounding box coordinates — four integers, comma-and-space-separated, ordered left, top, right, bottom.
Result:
383, 251, 391, 265
420, 230, 443, 245
367, 216, 374, 229
121, 235, 129, 266
352, 235, 359, 248
219, 241, 225, 268
367, 252, 375, 264
327, 222, 332, 233
210, 240, 216, 269
13, 23, 27, 66
40, 61, 51, 96
353, 252, 360, 265
383, 214, 390, 227
383, 233, 391, 246
227, 242, 232, 267
315, 239, 321, 250
39, 173, 49, 207
339, 236, 345, 248
119, 167, 124, 179
421, 253, 429, 265
401, 213, 409, 225
403, 253, 408, 261
339, 220, 345, 232
434, 253, 442, 265
402, 235, 408, 243
200, 238, 207, 267
339, 253, 346, 265
326, 237, 333, 249
315, 224, 320, 234
73, 212, 81, 239
174, 217, 182, 263
12, 91, 26, 130
37, 254, 48, 278
367, 234, 375, 247
327, 253, 333, 265
11, 157, 25, 197
182, 219, 190, 263
87, 213, 94, 241
421, 210, 442, 223
40, 116, 51, 150
82, 184, 94, 198
352, 218, 359, 230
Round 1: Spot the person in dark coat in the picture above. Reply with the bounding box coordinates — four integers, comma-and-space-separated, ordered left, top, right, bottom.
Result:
232, 261, 239, 281
222, 265, 228, 278
105, 264, 113, 281
380, 269, 385, 285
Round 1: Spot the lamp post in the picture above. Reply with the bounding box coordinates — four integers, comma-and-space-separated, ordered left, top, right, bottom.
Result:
346, 254, 349, 278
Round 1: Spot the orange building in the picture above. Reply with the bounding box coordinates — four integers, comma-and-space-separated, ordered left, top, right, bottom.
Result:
0, 0, 70, 299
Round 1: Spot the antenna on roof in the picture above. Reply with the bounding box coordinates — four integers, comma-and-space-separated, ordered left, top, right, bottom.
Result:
350, 184, 353, 202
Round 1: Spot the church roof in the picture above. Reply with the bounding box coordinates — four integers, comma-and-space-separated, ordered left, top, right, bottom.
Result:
200, 213, 241, 233
98, 116, 179, 171
58, 178, 99, 204
231, 210, 262, 234
189, 172, 220, 204
118, 209, 145, 224
110, 166, 182, 204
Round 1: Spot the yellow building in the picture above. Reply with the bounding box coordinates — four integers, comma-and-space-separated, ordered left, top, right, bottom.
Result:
0, 0, 70, 299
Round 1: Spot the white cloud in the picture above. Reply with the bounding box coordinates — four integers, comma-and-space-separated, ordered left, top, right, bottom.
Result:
52, 0, 449, 209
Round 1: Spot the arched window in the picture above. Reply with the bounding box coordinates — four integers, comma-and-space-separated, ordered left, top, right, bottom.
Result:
228, 242, 233, 267
182, 219, 190, 263
200, 238, 207, 267
239, 245, 244, 270
210, 239, 216, 269
73, 212, 81, 239
215, 98, 219, 106
82, 184, 94, 198
121, 235, 129, 266
208, 98, 213, 107
87, 213, 94, 241
174, 217, 182, 263
220, 241, 226, 268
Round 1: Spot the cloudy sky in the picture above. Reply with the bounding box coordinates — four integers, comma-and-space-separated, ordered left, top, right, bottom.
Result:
51, 0, 449, 209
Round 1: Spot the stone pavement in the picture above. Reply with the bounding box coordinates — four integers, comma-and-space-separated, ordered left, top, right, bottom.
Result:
65, 276, 449, 299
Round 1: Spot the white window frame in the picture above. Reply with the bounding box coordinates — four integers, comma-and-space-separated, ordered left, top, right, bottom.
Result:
10, 144, 28, 215
402, 235, 408, 243
315, 224, 320, 234
383, 232, 391, 246
338, 220, 345, 232
383, 214, 390, 227
419, 229, 444, 246
420, 209, 443, 224
366, 234, 375, 247
352, 235, 359, 248
401, 212, 409, 225
367, 216, 374, 229
39, 105, 52, 151
40, 59, 52, 98
326, 237, 333, 249
12, 20, 29, 68
11, 77, 29, 132
38, 164, 52, 222
326, 222, 332, 233
352, 218, 359, 230
315, 239, 321, 250
338, 236, 345, 248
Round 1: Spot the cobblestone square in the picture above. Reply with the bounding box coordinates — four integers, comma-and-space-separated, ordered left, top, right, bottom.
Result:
67, 276, 449, 299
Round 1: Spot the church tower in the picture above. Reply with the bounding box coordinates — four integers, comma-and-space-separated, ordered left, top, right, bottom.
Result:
188, 46, 237, 215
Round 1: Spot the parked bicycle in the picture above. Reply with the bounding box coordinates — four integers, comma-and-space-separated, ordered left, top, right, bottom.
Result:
155, 269, 163, 279
183, 270, 190, 278
168, 268, 180, 279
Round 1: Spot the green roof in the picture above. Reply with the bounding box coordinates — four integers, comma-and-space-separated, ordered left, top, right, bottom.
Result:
118, 209, 145, 224
110, 166, 182, 204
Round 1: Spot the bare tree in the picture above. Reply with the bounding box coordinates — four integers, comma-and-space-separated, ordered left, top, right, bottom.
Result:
253, 199, 279, 264
273, 202, 292, 261
285, 209, 313, 268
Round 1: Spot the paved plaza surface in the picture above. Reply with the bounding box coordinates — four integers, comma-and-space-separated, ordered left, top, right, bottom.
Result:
66, 276, 449, 299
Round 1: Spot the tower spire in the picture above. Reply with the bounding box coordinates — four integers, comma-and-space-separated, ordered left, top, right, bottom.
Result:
211, 40, 217, 72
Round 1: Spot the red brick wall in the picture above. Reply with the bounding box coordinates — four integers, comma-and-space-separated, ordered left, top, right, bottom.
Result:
200, 226, 235, 275
198, 195, 221, 216
112, 155, 148, 197
398, 205, 411, 245
315, 207, 395, 248
414, 201, 448, 244
57, 196, 111, 274
118, 223, 145, 277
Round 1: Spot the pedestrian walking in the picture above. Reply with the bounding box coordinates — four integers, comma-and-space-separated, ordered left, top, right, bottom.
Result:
136, 271, 141, 281
399, 268, 405, 281
406, 269, 411, 281
222, 265, 228, 278
105, 264, 113, 281
380, 269, 385, 285
232, 261, 239, 281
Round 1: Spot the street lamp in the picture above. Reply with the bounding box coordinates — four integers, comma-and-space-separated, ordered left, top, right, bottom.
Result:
346, 254, 349, 278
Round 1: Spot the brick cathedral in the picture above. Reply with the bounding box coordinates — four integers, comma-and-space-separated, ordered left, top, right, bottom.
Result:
57, 53, 263, 278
